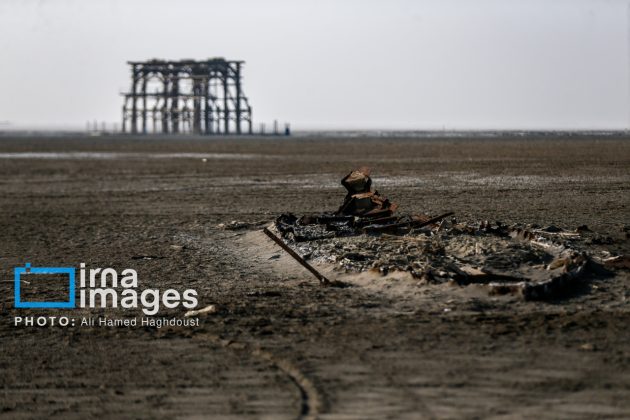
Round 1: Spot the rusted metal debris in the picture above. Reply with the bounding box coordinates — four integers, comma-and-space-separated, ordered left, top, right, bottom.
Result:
488, 252, 590, 300
337, 167, 398, 218
263, 227, 332, 285
262, 168, 621, 300
273, 168, 452, 241
264, 168, 453, 286
362, 212, 454, 233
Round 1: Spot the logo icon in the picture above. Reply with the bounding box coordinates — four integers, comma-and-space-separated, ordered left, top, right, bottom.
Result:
14, 263, 75, 308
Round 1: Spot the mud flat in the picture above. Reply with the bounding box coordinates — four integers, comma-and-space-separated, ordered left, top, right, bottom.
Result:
0, 134, 629, 419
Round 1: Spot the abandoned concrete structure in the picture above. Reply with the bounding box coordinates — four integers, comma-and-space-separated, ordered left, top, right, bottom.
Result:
122, 58, 253, 135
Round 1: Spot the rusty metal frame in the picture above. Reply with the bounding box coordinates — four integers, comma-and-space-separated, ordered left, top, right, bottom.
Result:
122, 58, 253, 135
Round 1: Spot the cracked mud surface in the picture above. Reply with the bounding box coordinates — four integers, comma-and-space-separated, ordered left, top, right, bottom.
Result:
0, 135, 629, 419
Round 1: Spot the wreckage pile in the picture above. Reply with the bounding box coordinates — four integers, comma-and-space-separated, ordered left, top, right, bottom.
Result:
266, 168, 622, 300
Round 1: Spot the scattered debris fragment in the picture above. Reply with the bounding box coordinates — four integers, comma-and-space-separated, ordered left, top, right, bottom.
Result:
218, 220, 269, 231
579, 343, 597, 352
131, 255, 163, 260
185, 304, 218, 317
218, 221, 251, 230
602, 255, 630, 270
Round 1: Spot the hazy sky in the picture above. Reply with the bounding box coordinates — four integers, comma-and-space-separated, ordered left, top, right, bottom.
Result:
0, 0, 628, 130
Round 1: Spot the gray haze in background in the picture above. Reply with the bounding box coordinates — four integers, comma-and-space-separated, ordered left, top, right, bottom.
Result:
0, 0, 628, 131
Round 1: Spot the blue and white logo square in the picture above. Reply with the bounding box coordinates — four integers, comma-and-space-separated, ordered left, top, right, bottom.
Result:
14, 263, 75, 309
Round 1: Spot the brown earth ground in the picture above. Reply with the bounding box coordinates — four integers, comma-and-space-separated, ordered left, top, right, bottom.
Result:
0, 134, 629, 419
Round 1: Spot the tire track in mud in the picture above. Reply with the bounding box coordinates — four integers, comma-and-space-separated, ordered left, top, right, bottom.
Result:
217, 228, 441, 419
251, 347, 322, 420
196, 333, 323, 420
187, 229, 325, 419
